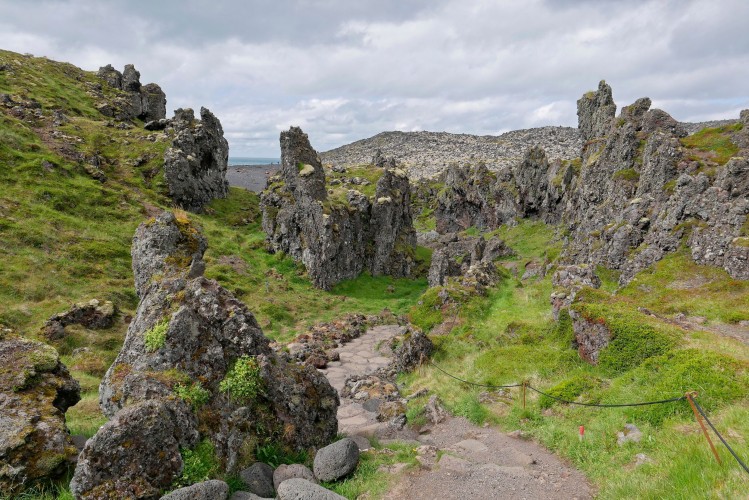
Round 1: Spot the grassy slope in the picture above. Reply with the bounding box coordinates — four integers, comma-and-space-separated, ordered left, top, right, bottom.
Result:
404, 221, 749, 498
0, 51, 427, 453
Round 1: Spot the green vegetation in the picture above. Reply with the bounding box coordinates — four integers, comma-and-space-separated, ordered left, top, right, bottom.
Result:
219, 356, 263, 402
143, 319, 169, 352
172, 439, 220, 489
680, 123, 742, 165
174, 382, 211, 410
254, 442, 309, 469
400, 219, 749, 498
612, 167, 639, 182
325, 441, 418, 499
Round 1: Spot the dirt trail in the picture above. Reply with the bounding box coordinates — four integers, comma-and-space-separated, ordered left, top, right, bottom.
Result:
319, 324, 593, 499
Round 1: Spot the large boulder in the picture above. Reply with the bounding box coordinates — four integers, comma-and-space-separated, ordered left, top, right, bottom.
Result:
70, 399, 199, 499
393, 331, 434, 372
312, 438, 359, 482
427, 233, 512, 287
140, 83, 167, 123
75, 211, 338, 496
164, 107, 229, 212
0, 333, 80, 496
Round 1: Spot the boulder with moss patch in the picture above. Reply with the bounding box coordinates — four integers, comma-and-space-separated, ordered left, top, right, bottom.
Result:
81, 210, 338, 497
0, 333, 80, 496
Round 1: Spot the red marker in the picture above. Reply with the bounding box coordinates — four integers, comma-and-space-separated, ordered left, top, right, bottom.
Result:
579, 425, 585, 441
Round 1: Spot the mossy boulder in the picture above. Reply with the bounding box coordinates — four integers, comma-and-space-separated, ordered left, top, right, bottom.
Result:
0, 332, 80, 495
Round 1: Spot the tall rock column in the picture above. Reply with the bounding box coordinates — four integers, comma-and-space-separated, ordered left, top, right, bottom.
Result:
577, 80, 616, 143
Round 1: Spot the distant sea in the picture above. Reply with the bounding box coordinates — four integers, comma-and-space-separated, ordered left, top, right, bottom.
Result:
228, 157, 280, 166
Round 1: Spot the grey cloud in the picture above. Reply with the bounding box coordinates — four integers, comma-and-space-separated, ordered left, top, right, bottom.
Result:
0, 0, 747, 156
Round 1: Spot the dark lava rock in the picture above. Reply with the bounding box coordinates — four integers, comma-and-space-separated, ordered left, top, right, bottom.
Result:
239, 462, 275, 498
164, 107, 229, 212
262, 127, 417, 290
277, 478, 346, 500
160, 480, 229, 500
41, 298, 116, 340
74, 211, 338, 497
273, 463, 316, 491
70, 398, 199, 499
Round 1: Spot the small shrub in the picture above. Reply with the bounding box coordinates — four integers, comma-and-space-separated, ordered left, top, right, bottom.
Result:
174, 381, 211, 410
220, 356, 263, 402
612, 168, 640, 182
173, 439, 219, 488
143, 318, 169, 352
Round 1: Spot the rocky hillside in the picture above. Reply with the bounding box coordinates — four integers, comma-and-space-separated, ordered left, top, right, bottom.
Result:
321, 127, 582, 179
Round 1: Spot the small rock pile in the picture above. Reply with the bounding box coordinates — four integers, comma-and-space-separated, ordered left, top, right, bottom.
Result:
161, 437, 363, 500
427, 233, 514, 287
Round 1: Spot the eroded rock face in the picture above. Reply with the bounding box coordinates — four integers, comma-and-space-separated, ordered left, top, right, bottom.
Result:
0, 333, 80, 495
73, 212, 338, 497
164, 107, 229, 212
577, 80, 616, 142
427, 233, 513, 287
262, 127, 417, 290
564, 84, 749, 283
96, 63, 166, 122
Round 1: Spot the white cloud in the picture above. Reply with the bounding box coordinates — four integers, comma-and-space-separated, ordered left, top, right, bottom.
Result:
0, 0, 747, 156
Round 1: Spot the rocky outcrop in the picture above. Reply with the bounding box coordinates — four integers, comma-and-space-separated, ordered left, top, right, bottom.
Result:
434, 148, 575, 233
72, 212, 338, 498
550, 265, 601, 319
163, 107, 229, 212
321, 127, 582, 180
569, 310, 611, 365
96, 64, 167, 122
0, 333, 80, 495
41, 298, 116, 340
577, 80, 616, 142
427, 233, 513, 287
563, 84, 749, 283
261, 127, 417, 290
392, 331, 434, 372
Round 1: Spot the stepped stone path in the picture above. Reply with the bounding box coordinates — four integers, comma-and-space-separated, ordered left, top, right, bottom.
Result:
319, 325, 593, 499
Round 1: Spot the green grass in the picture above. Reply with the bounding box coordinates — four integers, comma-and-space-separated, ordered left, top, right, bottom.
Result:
400, 221, 749, 498
325, 441, 418, 499
680, 123, 742, 165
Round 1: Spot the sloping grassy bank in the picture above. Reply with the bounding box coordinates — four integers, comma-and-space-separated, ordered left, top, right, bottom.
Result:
403, 222, 749, 498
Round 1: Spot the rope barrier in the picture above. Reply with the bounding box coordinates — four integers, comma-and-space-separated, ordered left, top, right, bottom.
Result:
433, 303, 749, 476
526, 385, 686, 408
692, 397, 749, 475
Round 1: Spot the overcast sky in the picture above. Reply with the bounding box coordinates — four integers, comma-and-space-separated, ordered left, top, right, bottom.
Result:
2, 0, 748, 156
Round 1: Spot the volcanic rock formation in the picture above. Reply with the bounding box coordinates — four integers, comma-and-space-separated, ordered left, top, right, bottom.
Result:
163, 107, 230, 212
71, 212, 338, 498
261, 127, 417, 290
96, 64, 167, 122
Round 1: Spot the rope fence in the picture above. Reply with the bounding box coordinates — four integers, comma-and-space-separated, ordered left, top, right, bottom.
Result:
426, 358, 749, 476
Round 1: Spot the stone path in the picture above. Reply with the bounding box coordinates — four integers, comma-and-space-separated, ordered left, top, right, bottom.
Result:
319, 324, 407, 438
319, 324, 593, 499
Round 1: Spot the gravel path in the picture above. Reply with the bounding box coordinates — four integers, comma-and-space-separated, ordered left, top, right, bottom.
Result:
319, 324, 593, 499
